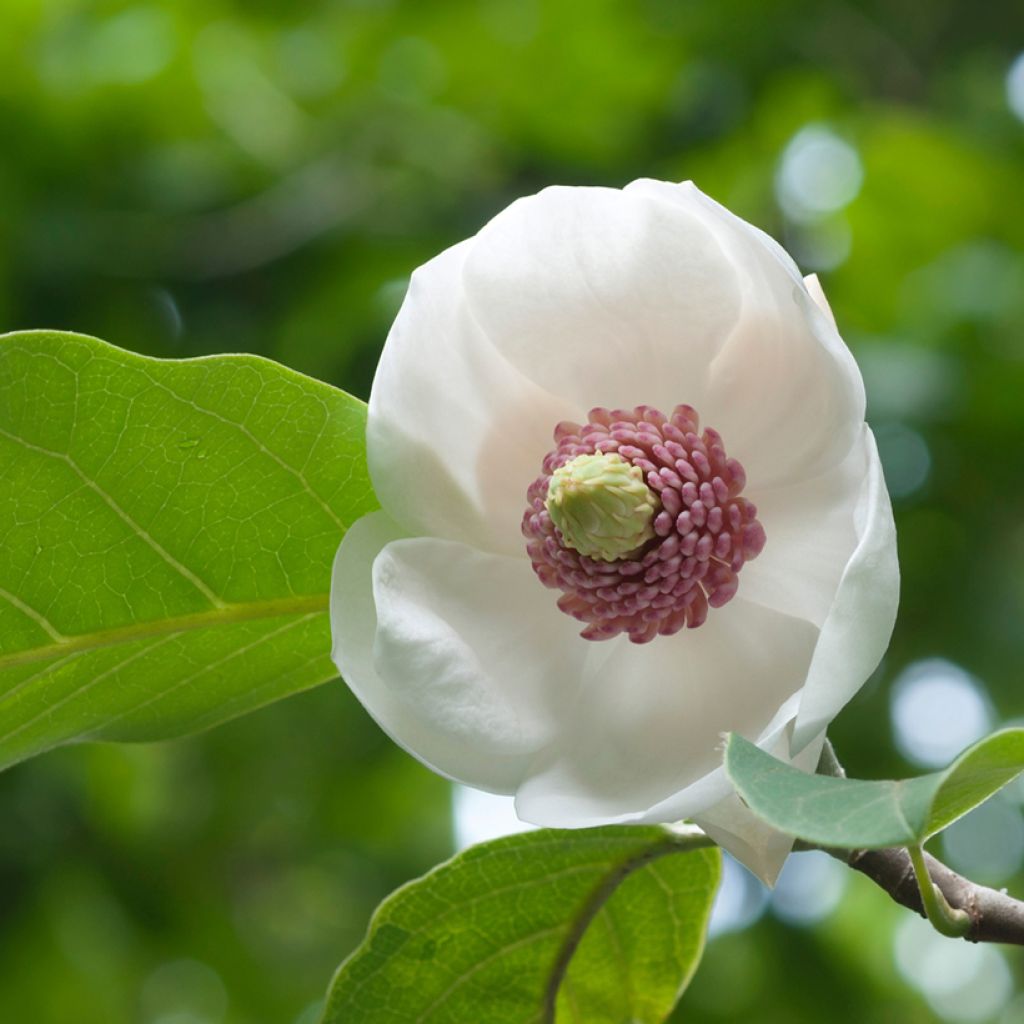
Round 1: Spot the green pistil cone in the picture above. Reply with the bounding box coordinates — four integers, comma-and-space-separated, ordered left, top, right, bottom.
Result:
545, 452, 657, 562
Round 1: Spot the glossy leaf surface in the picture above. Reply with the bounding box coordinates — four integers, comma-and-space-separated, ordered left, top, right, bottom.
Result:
322, 826, 720, 1024
725, 729, 1024, 849
0, 330, 376, 768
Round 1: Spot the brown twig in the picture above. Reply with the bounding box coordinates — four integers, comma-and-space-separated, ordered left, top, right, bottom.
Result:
834, 845, 1024, 945
808, 741, 1024, 944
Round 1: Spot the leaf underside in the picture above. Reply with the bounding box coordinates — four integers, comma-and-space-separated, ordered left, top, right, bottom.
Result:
0, 330, 376, 770
321, 826, 720, 1024
724, 729, 1024, 849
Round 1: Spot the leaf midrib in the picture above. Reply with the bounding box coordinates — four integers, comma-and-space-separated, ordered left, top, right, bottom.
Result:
539, 839, 681, 1024
0, 593, 330, 672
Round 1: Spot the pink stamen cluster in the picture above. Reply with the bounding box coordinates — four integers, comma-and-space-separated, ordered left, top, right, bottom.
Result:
522, 404, 766, 643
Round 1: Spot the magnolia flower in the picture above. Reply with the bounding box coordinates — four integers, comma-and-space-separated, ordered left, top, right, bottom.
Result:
330, 179, 899, 882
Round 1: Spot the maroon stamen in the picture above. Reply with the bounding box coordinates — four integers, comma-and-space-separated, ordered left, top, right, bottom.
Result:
522, 405, 766, 643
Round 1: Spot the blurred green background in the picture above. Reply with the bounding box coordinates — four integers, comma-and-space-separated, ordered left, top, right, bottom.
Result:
2, 0, 1024, 1021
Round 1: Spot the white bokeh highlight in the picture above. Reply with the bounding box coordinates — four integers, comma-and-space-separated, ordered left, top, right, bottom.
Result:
895, 915, 1013, 1023
452, 785, 536, 850
771, 850, 847, 926
858, 344, 956, 422
1007, 52, 1024, 123
775, 125, 864, 222
942, 794, 1024, 885
890, 659, 993, 768
873, 422, 932, 500
708, 853, 768, 937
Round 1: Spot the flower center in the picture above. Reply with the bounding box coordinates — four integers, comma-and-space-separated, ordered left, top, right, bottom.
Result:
545, 452, 657, 562
522, 404, 766, 644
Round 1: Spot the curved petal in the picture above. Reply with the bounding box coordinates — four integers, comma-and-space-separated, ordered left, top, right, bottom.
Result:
513, 597, 819, 826
460, 184, 743, 416
624, 180, 866, 488
803, 272, 837, 329
792, 426, 899, 749
369, 241, 581, 556
737, 430, 869, 627
691, 726, 826, 885
330, 512, 592, 792
347, 181, 895, 883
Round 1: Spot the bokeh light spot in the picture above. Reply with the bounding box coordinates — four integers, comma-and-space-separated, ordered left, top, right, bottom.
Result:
895, 915, 1013, 1023
771, 850, 847, 926
859, 344, 957, 422
86, 7, 176, 85
708, 854, 768, 937
193, 22, 308, 166
890, 659, 993, 768
785, 216, 852, 272
452, 785, 536, 850
942, 794, 1024, 885
140, 959, 228, 1024
874, 421, 932, 500
1007, 53, 1024, 123
775, 125, 863, 222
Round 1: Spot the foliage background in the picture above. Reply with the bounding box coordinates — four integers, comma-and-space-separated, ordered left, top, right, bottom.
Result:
2, 1, 1024, 1021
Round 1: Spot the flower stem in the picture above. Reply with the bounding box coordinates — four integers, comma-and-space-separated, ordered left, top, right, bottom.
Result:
908, 843, 971, 938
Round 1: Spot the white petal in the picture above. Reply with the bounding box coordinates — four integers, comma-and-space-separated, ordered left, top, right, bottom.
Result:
692, 727, 826, 886
803, 272, 837, 328
461, 184, 743, 416
738, 431, 868, 627
639, 689, 805, 824
369, 241, 579, 556
330, 512, 591, 792
513, 598, 819, 826
792, 426, 899, 749
625, 180, 866, 487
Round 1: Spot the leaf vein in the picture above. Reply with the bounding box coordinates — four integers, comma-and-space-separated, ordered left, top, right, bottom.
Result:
0, 634, 179, 748
412, 925, 563, 1024
0, 586, 66, 642
135, 371, 345, 530
0, 594, 328, 672
86, 613, 317, 735
0, 425, 224, 608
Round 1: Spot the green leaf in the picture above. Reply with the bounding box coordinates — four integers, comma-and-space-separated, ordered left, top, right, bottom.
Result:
321, 826, 720, 1024
0, 330, 376, 769
724, 729, 1024, 849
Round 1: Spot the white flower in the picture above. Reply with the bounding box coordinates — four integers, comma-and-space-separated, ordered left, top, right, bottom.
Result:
330, 179, 899, 882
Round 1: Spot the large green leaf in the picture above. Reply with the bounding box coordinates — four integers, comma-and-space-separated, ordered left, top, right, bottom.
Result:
0, 330, 376, 769
321, 826, 720, 1024
725, 729, 1024, 849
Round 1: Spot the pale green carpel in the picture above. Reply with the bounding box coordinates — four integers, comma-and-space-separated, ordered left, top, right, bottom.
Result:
545, 452, 657, 561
